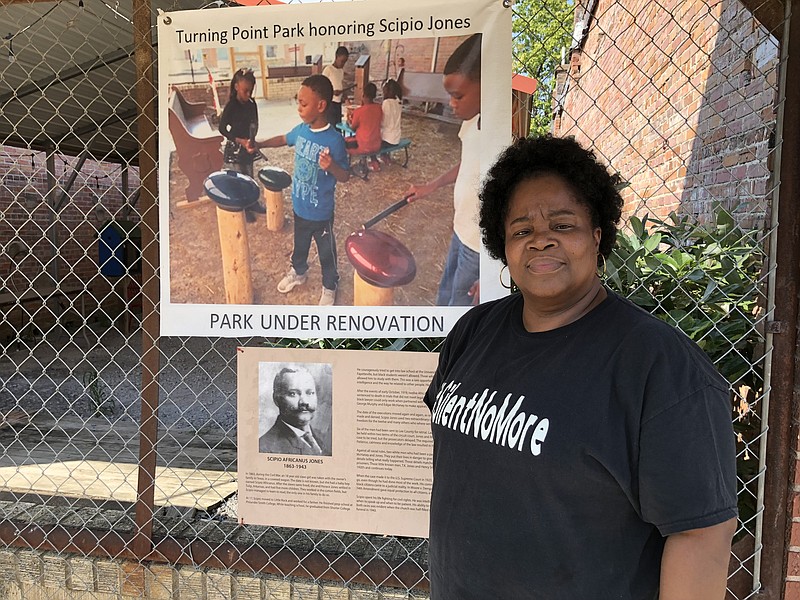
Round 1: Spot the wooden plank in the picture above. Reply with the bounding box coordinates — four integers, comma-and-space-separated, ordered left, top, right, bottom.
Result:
0, 460, 237, 509
0, 411, 238, 512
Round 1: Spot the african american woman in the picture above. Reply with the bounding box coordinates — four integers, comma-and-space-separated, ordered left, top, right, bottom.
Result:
424, 135, 737, 599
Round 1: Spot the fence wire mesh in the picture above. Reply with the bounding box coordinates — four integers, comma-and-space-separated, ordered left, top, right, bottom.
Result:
0, 0, 787, 598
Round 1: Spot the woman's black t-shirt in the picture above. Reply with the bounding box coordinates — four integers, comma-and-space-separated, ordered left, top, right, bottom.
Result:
424, 291, 737, 599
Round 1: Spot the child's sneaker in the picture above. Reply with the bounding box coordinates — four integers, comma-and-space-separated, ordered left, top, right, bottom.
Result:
319, 287, 336, 306
368, 158, 381, 172
277, 268, 307, 293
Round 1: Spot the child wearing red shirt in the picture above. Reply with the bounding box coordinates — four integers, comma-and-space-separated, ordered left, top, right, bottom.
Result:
346, 82, 383, 171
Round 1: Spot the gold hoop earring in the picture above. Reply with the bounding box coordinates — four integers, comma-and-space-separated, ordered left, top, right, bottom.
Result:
500, 265, 512, 290
597, 254, 607, 278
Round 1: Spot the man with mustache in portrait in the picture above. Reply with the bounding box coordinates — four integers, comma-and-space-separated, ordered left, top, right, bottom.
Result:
259, 366, 331, 456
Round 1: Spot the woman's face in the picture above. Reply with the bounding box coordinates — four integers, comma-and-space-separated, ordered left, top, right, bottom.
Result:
504, 174, 601, 311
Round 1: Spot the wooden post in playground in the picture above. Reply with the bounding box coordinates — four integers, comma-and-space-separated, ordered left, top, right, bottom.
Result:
353, 271, 393, 306
204, 171, 260, 304
311, 54, 323, 75
216, 208, 254, 304
353, 54, 370, 106
264, 188, 284, 231
257, 167, 292, 232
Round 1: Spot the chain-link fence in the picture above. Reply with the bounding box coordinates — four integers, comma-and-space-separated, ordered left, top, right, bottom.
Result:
0, 0, 790, 597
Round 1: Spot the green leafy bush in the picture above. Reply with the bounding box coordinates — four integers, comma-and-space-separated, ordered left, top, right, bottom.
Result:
607, 207, 765, 385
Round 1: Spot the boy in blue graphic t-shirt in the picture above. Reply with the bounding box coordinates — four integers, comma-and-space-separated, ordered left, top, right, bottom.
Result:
256, 75, 350, 306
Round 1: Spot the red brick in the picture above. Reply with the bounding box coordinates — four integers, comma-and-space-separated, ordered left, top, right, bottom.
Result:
791, 492, 800, 521
786, 580, 800, 600
789, 551, 800, 577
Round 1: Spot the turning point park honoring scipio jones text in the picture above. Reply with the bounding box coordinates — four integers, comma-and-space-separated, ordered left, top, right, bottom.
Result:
174, 16, 473, 45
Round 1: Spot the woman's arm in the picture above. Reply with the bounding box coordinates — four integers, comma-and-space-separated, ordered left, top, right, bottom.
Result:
659, 517, 736, 600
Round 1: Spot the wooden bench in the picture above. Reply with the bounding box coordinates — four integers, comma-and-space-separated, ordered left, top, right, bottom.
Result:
347, 138, 412, 181
167, 88, 224, 204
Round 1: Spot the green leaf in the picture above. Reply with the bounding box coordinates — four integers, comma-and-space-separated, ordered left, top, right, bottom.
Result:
630, 215, 645, 238
643, 233, 662, 252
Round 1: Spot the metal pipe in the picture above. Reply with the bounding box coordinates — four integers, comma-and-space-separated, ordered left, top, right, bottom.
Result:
759, 0, 800, 596
131, 0, 160, 561
45, 149, 59, 282
751, 0, 792, 589
53, 152, 88, 213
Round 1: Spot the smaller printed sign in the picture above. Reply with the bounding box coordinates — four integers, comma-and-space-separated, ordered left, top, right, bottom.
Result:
237, 346, 438, 538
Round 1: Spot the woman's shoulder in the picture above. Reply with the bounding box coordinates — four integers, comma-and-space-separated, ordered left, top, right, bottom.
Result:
605, 292, 695, 342
603, 291, 728, 389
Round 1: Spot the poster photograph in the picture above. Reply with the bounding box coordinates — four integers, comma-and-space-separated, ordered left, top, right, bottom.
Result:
158, 0, 511, 337
257, 361, 333, 457
237, 346, 439, 538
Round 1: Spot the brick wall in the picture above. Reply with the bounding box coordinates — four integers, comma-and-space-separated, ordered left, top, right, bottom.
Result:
175, 83, 228, 113
338, 34, 471, 91
264, 76, 307, 101
1, 147, 140, 287
553, 0, 777, 227
180, 35, 472, 110
0, 548, 425, 600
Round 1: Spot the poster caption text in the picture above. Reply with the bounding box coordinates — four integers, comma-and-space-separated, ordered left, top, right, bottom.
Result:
175, 15, 473, 46
211, 311, 446, 334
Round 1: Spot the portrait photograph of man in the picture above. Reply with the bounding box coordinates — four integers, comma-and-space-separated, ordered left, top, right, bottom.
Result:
258, 363, 333, 456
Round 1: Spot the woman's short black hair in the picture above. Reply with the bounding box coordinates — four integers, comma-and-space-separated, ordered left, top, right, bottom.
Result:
479, 135, 623, 265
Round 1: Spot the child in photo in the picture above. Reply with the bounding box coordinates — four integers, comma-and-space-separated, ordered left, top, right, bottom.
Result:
345, 82, 383, 172
256, 75, 350, 306
406, 34, 482, 306
218, 67, 266, 222
379, 78, 403, 164
322, 46, 350, 127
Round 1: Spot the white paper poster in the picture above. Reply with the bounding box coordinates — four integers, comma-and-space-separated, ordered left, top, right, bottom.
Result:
158, 0, 511, 337
237, 347, 439, 538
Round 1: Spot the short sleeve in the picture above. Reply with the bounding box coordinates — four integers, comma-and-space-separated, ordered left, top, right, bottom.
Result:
638, 384, 738, 535
285, 123, 303, 147
423, 306, 482, 411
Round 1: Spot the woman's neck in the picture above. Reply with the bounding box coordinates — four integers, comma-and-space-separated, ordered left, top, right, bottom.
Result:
520, 279, 607, 333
